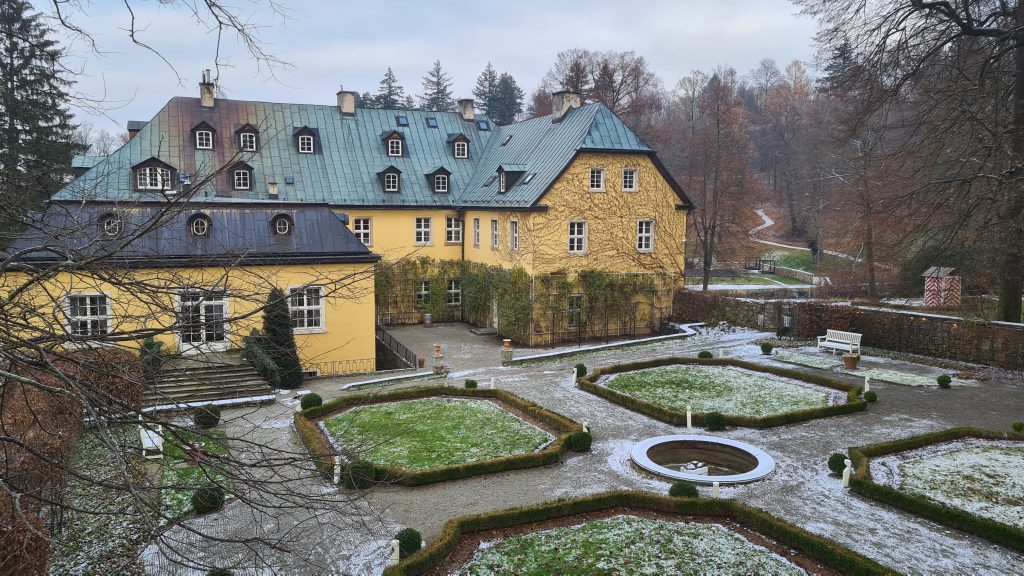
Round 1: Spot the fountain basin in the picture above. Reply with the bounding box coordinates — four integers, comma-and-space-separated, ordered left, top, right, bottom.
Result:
630, 435, 775, 485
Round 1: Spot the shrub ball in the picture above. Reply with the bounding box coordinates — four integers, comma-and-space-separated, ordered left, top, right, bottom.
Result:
395, 527, 422, 559
341, 460, 376, 490
566, 430, 592, 452
574, 363, 587, 377
697, 351, 714, 359
760, 342, 774, 355
937, 375, 952, 389
192, 405, 221, 429
1013, 421, 1024, 433
464, 379, 478, 389
669, 480, 699, 498
191, 484, 226, 515
827, 453, 848, 476
207, 570, 233, 576
703, 411, 727, 431
864, 390, 878, 402
300, 393, 323, 410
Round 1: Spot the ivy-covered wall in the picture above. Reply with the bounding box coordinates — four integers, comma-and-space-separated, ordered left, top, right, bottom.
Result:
376, 258, 677, 346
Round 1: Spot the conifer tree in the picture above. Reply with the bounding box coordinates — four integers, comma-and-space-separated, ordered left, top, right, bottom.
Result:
366, 67, 409, 109
262, 288, 304, 389
0, 0, 82, 226
418, 60, 455, 112
472, 62, 499, 116
491, 73, 525, 125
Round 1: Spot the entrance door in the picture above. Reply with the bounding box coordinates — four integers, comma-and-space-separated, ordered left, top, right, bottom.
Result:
177, 289, 229, 354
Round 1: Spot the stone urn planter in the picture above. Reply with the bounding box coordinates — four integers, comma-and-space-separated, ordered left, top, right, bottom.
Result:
842, 354, 860, 370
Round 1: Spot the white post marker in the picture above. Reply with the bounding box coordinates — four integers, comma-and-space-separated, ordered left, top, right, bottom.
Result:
712, 481, 720, 498
864, 376, 871, 393
686, 405, 693, 430
842, 459, 852, 488
333, 456, 342, 485
388, 539, 400, 566
582, 422, 589, 433
570, 369, 577, 385
489, 377, 495, 389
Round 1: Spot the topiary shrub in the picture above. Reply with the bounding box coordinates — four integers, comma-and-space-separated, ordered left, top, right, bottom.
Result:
827, 452, 848, 476
697, 351, 713, 359
395, 527, 422, 559
300, 393, 322, 410
566, 430, 592, 452
574, 363, 587, 377
464, 379, 478, 389
937, 375, 952, 389
703, 411, 726, 431
192, 405, 221, 429
139, 337, 165, 385
191, 484, 226, 515
263, 287, 304, 389
1013, 421, 1024, 433
760, 342, 774, 355
864, 390, 877, 402
669, 480, 699, 498
341, 460, 376, 489
207, 570, 232, 576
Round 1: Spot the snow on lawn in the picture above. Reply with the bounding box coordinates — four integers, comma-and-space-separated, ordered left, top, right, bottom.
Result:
773, 351, 843, 371
159, 429, 233, 524
844, 367, 972, 387
322, 397, 551, 470
453, 515, 807, 576
600, 365, 841, 418
872, 439, 1024, 529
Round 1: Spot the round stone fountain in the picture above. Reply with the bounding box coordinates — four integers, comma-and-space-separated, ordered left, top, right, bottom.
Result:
630, 435, 775, 485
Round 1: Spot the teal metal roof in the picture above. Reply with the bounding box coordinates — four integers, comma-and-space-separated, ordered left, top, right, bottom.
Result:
54, 97, 683, 209
71, 155, 105, 169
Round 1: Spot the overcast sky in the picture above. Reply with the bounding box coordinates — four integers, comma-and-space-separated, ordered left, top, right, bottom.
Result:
40, 0, 819, 135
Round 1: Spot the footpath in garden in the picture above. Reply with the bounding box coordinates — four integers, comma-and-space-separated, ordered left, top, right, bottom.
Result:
142, 324, 1024, 575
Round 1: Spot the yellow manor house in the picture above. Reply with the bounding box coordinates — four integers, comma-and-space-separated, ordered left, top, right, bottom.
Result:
4, 78, 690, 383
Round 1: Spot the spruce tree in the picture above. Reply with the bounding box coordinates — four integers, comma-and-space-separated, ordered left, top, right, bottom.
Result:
491, 73, 525, 126
0, 0, 82, 229
472, 63, 499, 116
418, 60, 455, 112
263, 288, 304, 389
371, 67, 409, 110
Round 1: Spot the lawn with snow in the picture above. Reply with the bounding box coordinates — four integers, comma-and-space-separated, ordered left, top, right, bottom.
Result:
845, 367, 965, 387
322, 397, 551, 470
159, 429, 233, 523
602, 365, 834, 417
454, 515, 807, 575
774, 351, 842, 370
881, 442, 1024, 529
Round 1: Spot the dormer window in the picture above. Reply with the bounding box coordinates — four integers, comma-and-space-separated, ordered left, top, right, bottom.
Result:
230, 162, 253, 190
435, 174, 448, 193
455, 141, 468, 159
385, 173, 399, 191
496, 166, 525, 194
388, 138, 402, 157
298, 135, 313, 153
378, 166, 402, 193
499, 172, 506, 193
294, 126, 318, 154
426, 167, 452, 194
236, 124, 260, 151
271, 214, 293, 235
136, 167, 171, 190
448, 133, 471, 159
188, 214, 211, 237
196, 130, 213, 149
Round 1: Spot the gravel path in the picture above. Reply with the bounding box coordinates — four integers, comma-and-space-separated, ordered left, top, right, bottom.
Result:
143, 325, 1024, 575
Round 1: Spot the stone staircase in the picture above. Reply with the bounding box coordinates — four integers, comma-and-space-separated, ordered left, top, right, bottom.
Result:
144, 354, 272, 407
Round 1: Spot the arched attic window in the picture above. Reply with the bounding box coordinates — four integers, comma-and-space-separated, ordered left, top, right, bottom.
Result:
271, 213, 293, 235
188, 213, 211, 237
98, 212, 123, 237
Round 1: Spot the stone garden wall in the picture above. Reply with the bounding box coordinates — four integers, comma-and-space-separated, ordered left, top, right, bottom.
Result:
673, 290, 1024, 370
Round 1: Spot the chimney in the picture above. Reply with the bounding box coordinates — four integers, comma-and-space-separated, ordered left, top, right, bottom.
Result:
336, 86, 357, 116
126, 120, 147, 140
200, 69, 215, 108
551, 91, 581, 122
268, 181, 279, 199
458, 99, 475, 122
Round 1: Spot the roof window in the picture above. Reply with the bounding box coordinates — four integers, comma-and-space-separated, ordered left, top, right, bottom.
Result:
426, 117, 438, 128
396, 115, 409, 127
477, 120, 490, 131
522, 173, 536, 185
501, 134, 513, 146
483, 175, 497, 187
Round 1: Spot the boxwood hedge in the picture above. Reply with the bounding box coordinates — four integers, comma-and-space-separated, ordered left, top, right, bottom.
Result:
848, 427, 1024, 552
295, 386, 586, 486
381, 490, 895, 576
577, 357, 866, 428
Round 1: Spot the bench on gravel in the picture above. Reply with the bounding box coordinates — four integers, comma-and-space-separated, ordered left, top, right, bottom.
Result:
817, 329, 862, 355
139, 419, 164, 460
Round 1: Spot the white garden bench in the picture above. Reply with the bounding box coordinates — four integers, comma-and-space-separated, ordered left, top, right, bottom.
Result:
817, 329, 862, 355
139, 419, 164, 460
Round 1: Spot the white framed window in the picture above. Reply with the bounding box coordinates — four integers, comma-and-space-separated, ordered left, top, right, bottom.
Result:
234, 169, 251, 190
298, 134, 314, 153
416, 280, 430, 305
435, 174, 449, 193
509, 220, 519, 252
66, 294, 109, 336
384, 172, 399, 192
499, 172, 506, 193
622, 168, 637, 191
589, 168, 605, 191
414, 217, 432, 245
454, 141, 468, 158
195, 130, 213, 150
190, 215, 210, 237
353, 217, 372, 246
446, 279, 461, 306
289, 286, 324, 332
445, 216, 462, 244
136, 167, 171, 190
568, 221, 587, 254
566, 294, 583, 329
637, 219, 654, 252
273, 215, 291, 236
178, 289, 228, 346
240, 132, 258, 151
490, 219, 499, 249
388, 138, 403, 156
100, 214, 122, 237
473, 218, 480, 247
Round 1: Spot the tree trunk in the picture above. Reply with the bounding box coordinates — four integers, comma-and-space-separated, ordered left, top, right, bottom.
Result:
999, 14, 1024, 322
